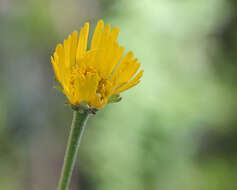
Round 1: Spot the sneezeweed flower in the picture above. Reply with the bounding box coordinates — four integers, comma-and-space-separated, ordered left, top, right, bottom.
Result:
51, 20, 143, 190
51, 20, 143, 110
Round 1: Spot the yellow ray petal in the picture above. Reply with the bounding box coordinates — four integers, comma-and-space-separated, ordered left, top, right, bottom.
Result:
111, 26, 119, 41
63, 35, 71, 68
76, 22, 90, 61
53, 44, 65, 81
104, 42, 124, 77
76, 71, 99, 103
91, 20, 104, 49
70, 31, 78, 65
100, 24, 111, 47
116, 58, 141, 86
51, 56, 60, 82
112, 51, 134, 80
115, 70, 143, 93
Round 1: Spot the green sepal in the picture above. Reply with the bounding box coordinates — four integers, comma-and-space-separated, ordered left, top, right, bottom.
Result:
54, 86, 64, 93
108, 94, 122, 103
54, 76, 60, 83
71, 101, 98, 115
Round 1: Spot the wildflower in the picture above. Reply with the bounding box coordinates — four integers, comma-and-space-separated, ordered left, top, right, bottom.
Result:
51, 20, 143, 109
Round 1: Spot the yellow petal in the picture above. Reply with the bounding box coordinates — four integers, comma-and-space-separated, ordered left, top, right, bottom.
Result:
111, 26, 119, 41
115, 70, 143, 93
76, 22, 90, 61
104, 42, 124, 77
100, 24, 111, 47
116, 58, 141, 86
70, 31, 78, 65
76, 71, 99, 103
51, 56, 60, 82
112, 51, 134, 80
91, 20, 104, 49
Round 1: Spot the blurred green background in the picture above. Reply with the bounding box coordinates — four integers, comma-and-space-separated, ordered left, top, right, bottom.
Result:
1, 0, 237, 189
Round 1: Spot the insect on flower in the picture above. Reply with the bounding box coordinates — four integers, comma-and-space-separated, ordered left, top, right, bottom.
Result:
51, 20, 143, 109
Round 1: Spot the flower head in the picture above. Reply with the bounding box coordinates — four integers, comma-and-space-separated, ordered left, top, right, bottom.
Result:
51, 20, 143, 109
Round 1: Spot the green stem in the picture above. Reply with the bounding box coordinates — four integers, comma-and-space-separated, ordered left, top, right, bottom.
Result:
57, 110, 90, 190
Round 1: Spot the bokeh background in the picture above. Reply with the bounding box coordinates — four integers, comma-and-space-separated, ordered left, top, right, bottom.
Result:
1, 0, 237, 189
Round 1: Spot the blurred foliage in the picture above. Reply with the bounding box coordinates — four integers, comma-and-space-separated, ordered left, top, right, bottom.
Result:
1, 0, 237, 190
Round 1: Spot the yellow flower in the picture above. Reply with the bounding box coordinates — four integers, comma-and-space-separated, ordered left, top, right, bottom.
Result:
51, 20, 143, 108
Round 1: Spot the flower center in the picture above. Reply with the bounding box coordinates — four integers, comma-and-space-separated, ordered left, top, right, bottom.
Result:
96, 78, 113, 100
